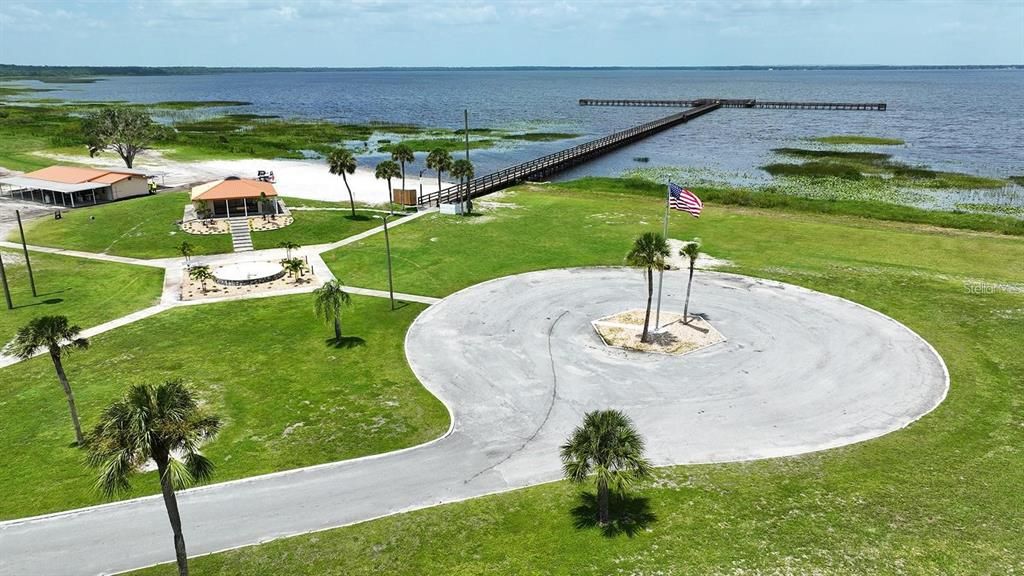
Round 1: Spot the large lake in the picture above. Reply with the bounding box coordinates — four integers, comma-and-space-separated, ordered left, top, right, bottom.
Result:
19, 69, 1024, 181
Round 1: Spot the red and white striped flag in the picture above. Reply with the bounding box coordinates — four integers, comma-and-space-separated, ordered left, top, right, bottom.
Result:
668, 182, 703, 217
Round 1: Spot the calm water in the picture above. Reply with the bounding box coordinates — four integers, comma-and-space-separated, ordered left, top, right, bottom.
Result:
20, 69, 1024, 183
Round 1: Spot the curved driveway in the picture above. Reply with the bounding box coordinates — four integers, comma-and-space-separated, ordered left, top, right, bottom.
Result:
0, 268, 948, 576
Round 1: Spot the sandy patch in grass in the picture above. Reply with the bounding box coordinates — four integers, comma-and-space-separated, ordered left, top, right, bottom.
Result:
666, 239, 733, 270
592, 309, 725, 355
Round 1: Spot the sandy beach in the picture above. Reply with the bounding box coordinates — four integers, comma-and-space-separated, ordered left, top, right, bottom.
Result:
27, 150, 453, 206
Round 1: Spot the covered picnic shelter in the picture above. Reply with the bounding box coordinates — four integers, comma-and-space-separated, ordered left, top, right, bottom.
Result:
190, 177, 281, 218
0, 165, 150, 207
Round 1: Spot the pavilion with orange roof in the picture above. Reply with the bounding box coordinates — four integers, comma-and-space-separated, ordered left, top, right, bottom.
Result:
190, 177, 280, 218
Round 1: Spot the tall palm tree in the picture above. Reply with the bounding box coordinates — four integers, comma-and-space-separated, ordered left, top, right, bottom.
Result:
450, 158, 475, 214
679, 238, 701, 324
560, 409, 652, 525
626, 232, 669, 343
88, 380, 220, 576
374, 160, 401, 216
327, 146, 358, 217
426, 148, 453, 207
6, 316, 89, 445
188, 265, 213, 294
313, 280, 352, 340
278, 240, 300, 259
390, 143, 415, 191
178, 241, 193, 266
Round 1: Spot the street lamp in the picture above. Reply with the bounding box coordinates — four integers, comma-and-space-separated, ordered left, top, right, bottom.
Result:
375, 215, 395, 310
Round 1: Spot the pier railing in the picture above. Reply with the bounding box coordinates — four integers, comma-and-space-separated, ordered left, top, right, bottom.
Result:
579, 98, 886, 111
418, 101, 722, 206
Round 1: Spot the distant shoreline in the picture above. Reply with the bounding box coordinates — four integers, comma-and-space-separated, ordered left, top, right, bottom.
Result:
1, 63, 1022, 80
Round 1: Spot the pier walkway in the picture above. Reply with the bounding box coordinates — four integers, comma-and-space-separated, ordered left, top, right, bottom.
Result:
418, 101, 722, 206
579, 98, 886, 111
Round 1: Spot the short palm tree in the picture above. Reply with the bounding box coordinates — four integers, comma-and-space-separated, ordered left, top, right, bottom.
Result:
281, 257, 306, 281
327, 146, 358, 217
561, 409, 652, 525
390, 143, 415, 191
450, 158, 475, 214
374, 160, 401, 215
178, 241, 193, 266
679, 238, 701, 324
6, 316, 89, 445
188, 265, 213, 293
278, 240, 300, 259
426, 148, 453, 206
313, 280, 352, 340
626, 232, 670, 343
88, 380, 220, 576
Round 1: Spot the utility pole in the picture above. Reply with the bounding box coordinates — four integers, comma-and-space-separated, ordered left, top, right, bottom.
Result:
382, 215, 395, 310
16, 210, 36, 297
0, 250, 12, 310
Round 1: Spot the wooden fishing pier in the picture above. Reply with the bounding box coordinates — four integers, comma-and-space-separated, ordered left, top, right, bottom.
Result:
418, 101, 722, 206
579, 98, 886, 111
417, 96, 887, 207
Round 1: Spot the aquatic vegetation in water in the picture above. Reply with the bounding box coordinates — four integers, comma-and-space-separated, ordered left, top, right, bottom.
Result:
812, 135, 905, 145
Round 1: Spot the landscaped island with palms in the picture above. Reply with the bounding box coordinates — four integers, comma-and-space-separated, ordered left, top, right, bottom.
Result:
1, 3, 1022, 574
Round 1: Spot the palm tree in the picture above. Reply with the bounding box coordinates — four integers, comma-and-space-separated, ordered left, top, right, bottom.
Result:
626, 232, 670, 343
281, 257, 306, 281
6, 316, 89, 445
450, 158, 475, 214
313, 280, 352, 340
679, 238, 701, 324
426, 148, 453, 207
178, 241, 193, 266
188, 265, 213, 293
390, 143, 415, 191
327, 146, 358, 217
278, 240, 300, 259
88, 380, 220, 576
561, 409, 652, 525
374, 160, 401, 216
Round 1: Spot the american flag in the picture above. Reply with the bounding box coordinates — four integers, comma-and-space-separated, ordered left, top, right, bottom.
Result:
669, 182, 703, 217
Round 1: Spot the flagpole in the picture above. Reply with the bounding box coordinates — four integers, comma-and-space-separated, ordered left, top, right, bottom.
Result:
654, 182, 670, 331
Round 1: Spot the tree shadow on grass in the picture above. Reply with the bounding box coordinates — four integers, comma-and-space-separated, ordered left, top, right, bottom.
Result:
345, 214, 372, 222
570, 492, 657, 538
324, 336, 366, 349
15, 297, 64, 309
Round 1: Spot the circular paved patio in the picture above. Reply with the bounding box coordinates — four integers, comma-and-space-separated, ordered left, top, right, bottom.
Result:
406, 267, 948, 468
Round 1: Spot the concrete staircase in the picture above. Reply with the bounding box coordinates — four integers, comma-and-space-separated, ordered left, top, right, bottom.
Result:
228, 218, 253, 252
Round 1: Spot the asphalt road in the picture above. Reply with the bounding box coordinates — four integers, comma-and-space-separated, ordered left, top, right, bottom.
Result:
0, 268, 948, 575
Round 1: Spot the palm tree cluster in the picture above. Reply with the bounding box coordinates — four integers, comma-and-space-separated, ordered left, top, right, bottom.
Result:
626, 232, 670, 343
188, 265, 214, 293
7, 312, 222, 576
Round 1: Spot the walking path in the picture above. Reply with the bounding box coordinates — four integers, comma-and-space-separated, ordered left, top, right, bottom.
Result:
0, 269, 949, 576
0, 207, 438, 368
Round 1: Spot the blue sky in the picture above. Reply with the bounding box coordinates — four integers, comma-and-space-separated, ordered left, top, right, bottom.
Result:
1, 0, 1021, 67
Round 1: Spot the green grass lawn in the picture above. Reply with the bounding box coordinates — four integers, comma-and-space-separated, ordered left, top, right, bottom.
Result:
323, 182, 1024, 297
12, 192, 230, 258
0, 293, 447, 519
0, 250, 163, 345
250, 209, 382, 250
134, 181, 1024, 575
11, 193, 385, 258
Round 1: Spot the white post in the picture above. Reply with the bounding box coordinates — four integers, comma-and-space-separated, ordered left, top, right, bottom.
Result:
224, 199, 230, 218
243, 199, 248, 218
653, 184, 670, 330
70, 192, 76, 208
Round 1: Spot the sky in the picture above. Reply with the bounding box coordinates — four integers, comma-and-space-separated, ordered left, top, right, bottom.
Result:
0, 0, 1022, 67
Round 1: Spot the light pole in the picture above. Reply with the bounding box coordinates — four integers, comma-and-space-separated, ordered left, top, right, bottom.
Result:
0, 250, 12, 310
377, 215, 395, 310
15, 210, 36, 297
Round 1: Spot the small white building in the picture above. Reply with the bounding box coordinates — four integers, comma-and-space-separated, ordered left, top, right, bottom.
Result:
0, 165, 150, 207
